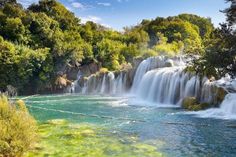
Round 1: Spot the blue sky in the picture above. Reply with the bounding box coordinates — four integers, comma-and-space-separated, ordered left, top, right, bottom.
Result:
18, 0, 230, 31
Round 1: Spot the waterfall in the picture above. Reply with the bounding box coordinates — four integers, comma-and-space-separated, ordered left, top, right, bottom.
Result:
131, 56, 185, 92
70, 55, 234, 110
133, 66, 209, 105
221, 94, 236, 115
72, 71, 128, 95
68, 71, 83, 93
190, 93, 236, 119
130, 56, 216, 106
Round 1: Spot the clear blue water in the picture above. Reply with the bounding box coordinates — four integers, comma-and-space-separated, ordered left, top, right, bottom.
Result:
25, 94, 236, 157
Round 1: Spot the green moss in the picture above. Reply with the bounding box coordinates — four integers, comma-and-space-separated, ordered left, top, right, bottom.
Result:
182, 97, 198, 110
25, 120, 164, 157
182, 97, 211, 111
99, 68, 109, 74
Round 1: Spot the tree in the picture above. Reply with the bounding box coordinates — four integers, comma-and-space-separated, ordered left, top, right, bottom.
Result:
190, 0, 236, 78
224, 0, 236, 25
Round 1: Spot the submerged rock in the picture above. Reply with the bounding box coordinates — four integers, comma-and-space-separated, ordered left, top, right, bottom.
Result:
47, 119, 68, 125
26, 120, 163, 157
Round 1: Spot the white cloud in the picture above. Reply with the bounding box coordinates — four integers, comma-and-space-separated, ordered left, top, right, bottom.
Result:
18, 0, 39, 8
80, 15, 111, 28
117, 0, 129, 2
71, 2, 84, 9
80, 15, 102, 23
66, 6, 72, 11
97, 2, 111, 7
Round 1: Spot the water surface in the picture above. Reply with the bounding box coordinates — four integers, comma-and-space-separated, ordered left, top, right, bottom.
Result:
25, 94, 236, 157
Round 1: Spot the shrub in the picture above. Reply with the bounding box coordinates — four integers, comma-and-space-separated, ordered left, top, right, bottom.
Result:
0, 95, 37, 157
99, 68, 109, 74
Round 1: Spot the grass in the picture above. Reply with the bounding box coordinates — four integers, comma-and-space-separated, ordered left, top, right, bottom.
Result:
0, 95, 37, 157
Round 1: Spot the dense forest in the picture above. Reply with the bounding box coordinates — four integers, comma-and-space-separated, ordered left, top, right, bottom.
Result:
0, 0, 235, 94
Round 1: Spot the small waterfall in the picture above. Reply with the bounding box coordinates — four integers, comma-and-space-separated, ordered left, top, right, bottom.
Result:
100, 75, 106, 93
73, 71, 128, 95
191, 94, 236, 119
221, 94, 236, 115
68, 71, 83, 93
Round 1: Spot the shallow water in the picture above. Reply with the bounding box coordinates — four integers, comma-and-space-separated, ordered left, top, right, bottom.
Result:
25, 94, 236, 157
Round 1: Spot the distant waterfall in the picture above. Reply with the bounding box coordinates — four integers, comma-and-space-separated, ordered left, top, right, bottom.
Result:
71, 71, 128, 95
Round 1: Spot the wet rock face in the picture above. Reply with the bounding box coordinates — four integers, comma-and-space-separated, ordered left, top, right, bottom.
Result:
5, 85, 17, 97
65, 62, 101, 80
214, 87, 228, 106
55, 75, 72, 89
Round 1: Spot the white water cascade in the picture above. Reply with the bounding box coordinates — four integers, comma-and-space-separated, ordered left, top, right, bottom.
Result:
72, 71, 128, 95
68, 55, 236, 119
190, 93, 236, 119
131, 56, 185, 92
130, 56, 216, 106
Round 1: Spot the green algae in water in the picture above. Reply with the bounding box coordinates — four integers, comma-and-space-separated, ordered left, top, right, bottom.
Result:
25, 119, 163, 157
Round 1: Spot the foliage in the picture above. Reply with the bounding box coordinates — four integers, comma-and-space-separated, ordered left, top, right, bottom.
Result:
0, 36, 49, 93
99, 68, 109, 74
0, 0, 216, 94
190, 0, 236, 78
0, 95, 37, 157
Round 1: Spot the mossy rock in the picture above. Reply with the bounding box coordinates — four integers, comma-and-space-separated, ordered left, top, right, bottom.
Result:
215, 87, 228, 105
99, 68, 109, 74
182, 97, 210, 111
199, 102, 211, 110
182, 97, 198, 109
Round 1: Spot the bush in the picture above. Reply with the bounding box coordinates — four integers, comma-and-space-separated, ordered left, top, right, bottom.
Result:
0, 95, 37, 157
99, 68, 109, 74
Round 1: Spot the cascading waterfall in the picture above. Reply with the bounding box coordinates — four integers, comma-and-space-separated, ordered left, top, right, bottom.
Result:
67, 55, 236, 119
131, 56, 185, 92
130, 56, 216, 106
220, 94, 236, 116
73, 71, 128, 95
68, 71, 83, 93
190, 93, 236, 119
133, 66, 210, 105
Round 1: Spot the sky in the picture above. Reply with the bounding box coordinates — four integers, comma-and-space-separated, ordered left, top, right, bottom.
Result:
18, 0, 230, 31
